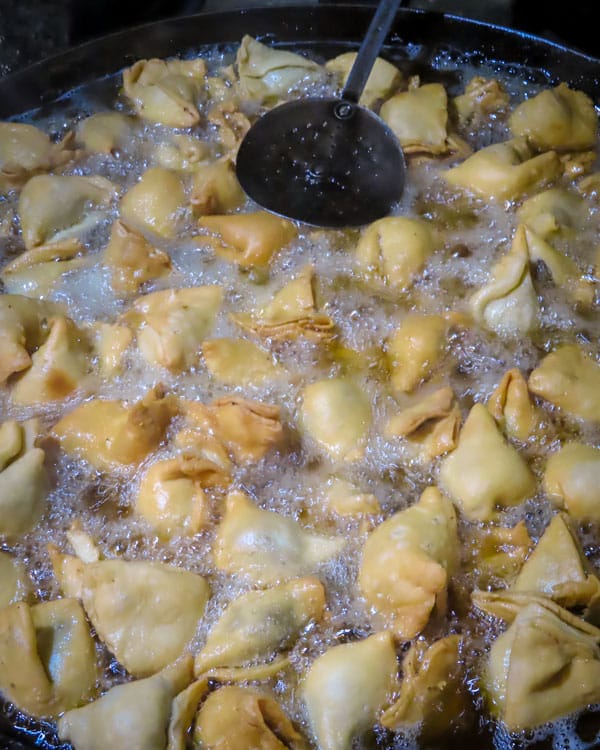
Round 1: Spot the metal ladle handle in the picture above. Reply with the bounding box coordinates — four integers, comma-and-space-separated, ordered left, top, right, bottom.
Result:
341, 0, 402, 104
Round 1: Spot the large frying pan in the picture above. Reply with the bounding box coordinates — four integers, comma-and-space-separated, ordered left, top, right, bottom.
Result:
0, 5, 599, 749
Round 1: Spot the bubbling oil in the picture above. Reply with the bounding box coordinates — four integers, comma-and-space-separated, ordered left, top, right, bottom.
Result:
1, 39, 600, 750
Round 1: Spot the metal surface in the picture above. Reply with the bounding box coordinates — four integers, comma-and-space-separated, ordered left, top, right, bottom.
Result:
1, 5, 599, 748
236, 0, 405, 227
236, 97, 405, 226
0, 5, 599, 119
342, 0, 401, 103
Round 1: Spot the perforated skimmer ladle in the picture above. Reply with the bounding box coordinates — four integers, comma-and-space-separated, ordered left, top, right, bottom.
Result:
236, 0, 405, 228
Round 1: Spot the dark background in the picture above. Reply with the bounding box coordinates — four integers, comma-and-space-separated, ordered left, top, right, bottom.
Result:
0, 0, 598, 79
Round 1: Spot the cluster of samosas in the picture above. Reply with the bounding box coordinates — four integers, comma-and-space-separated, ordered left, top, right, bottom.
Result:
2, 32, 600, 750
